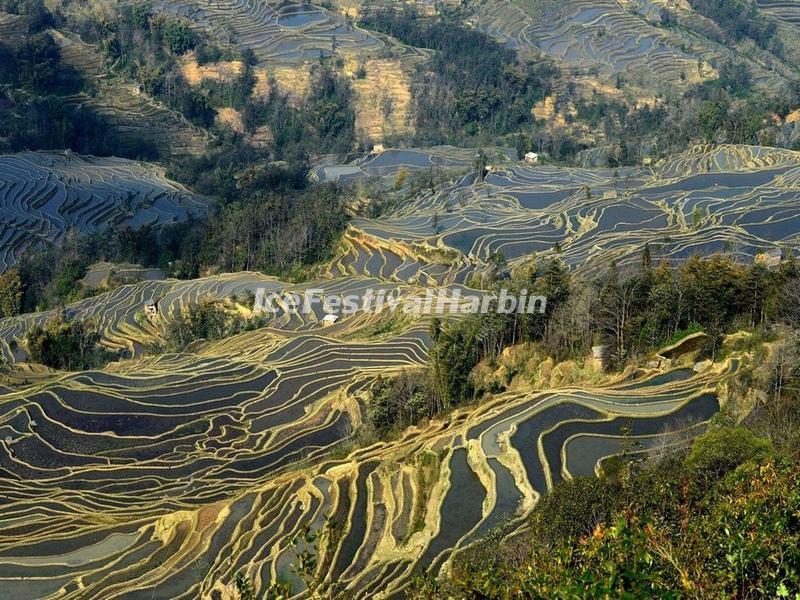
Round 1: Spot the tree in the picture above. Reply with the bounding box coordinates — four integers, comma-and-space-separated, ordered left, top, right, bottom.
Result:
598, 261, 643, 364
162, 20, 194, 55
25, 314, 112, 370
474, 149, 488, 181
641, 242, 652, 271
0, 269, 23, 318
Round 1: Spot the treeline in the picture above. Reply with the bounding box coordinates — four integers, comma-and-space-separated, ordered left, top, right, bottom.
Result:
687, 0, 781, 55
11, 182, 350, 312
360, 4, 557, 144
436, 253, 800, 403
368, 253, 800, 435
523, 60, 800, 165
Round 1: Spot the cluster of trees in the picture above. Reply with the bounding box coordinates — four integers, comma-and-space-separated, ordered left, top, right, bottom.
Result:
367, 371, 434, 436
688, 0, 781, 55
0, 269, 23, 318
70, 2, 219, 129
25, 313, 116, 370
368, 252, 800, 436
71, 0, 357, 157
14, 226, 172, 312
12, 181, 351, 312
199, 183, 351, 276
159, 300, 245, 353
360, 4, 557, 144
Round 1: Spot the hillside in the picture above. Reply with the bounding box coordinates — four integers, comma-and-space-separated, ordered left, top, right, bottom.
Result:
0, 0, 799, 598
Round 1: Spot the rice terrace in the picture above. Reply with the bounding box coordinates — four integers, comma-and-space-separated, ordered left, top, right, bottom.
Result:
1, 0, 800, 599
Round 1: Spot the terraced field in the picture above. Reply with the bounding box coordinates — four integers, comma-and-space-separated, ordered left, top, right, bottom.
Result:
757, 0, 800, 28
0, 270, 423, 363
51, 32, 211, 160
0, 152, 206, 272
0, 141, 795, 597
467, 0, 794, 88
150, 0, 382, 64
311, 146, 510, 183
341, 145, 800, 277
0, 339, 738, 598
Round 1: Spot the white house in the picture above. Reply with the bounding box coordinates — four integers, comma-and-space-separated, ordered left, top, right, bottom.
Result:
322, 314, 339, 327
144, 299, 159, 321
524, 152, 539, 164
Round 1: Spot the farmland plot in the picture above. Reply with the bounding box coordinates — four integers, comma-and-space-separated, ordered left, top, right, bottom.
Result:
0, 152, 206, 272
0, 347, 740, 598
346, 144, 800, 274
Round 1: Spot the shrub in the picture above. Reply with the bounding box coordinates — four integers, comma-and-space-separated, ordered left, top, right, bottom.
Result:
685, 426, 771, 480
26, 314, 116, 370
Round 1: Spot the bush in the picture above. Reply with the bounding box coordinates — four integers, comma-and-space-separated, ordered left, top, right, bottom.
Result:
26, 314, 116, 370
367, 370, 435, 436
685, 426, 771, 480
161, 300, 244, 352
532, 475, 620, 544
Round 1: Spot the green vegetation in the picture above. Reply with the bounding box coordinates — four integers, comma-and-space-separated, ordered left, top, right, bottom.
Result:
160, 300, 242, 352
25, 314, 117, 369
426, 254, 799, 406
687, 0, 781, 55
368, 253, 798, 433
367, 370, 433, 436
410, 408, 800, 599
12, 179, 351, 312
0, 269, 22, 317
360, 4, 557, 144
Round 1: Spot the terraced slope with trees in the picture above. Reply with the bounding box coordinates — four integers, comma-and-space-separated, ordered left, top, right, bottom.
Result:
1, 0, 800, 598
338, 145, 800, 277
1, 140, 800, 597
0, 152, 206, 272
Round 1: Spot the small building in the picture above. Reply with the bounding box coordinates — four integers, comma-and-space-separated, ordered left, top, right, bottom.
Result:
321, 314, 339, 327
372, 144, 385, 154
755, 248, 783, 268
144, 298, 159, 321
523, 152, 539, 164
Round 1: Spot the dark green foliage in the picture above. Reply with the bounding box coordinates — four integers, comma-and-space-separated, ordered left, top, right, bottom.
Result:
0, 269, 23, 318
195, 183, 352, 276
161, 300, 244, 352
25, 314, 116, 370
367, 370, 434, 436
360, 4, 556, 144
161, 20, 194, 55
532, 475, 621, 544
430, 259, 570, 404
13, 179, 349, 309
689, 0, 779, 54
685, 426, 772, 479
430, 255, 794, 393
